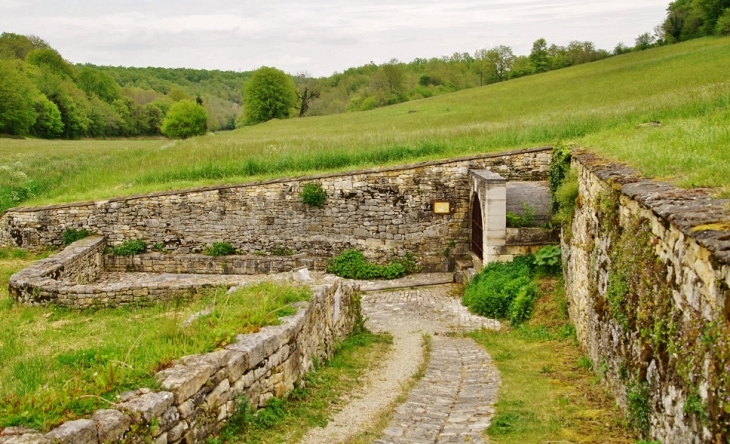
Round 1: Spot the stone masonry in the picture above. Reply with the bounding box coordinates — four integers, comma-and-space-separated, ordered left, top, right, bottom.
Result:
0, 277, 359, 444
565, 151, 730, 443
0, 148, 552, 272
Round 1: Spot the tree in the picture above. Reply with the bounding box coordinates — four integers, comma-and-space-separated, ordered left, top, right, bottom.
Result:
529, 38, 550, 73
242, 66, 297, 125
77, 68, 121, 103
635, 32, 656, 50
485, 45, 516, 82
0, 60, 38, 135
0, 33, 48, 60
161, 99, 207, 139
26, 48, 76, 80
31, 94, 63, 138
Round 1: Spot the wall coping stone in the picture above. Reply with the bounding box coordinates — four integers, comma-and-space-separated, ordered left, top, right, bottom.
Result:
2, 146, 551, 215
469, 169, 506, 183
573, 150, 730, 265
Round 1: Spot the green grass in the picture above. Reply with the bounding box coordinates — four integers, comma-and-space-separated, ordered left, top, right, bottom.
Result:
470, 278, 637, 443
212, 329, 392, 444
1, 38, 729, 212
0, 251, 311, 431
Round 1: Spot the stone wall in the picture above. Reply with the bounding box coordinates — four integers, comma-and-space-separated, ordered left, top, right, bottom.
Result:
9, 237, 319, 309
8, 236, 106, 306
0, 279, 360, 444
0, 148, 551, 272
564, 151, 730, 442
105, 252, 327, 275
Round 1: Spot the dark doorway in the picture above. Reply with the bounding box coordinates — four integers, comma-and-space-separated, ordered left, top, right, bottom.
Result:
471, 193, 483, 260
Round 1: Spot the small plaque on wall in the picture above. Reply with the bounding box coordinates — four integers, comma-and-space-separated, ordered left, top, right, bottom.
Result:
432, 201, 451, 214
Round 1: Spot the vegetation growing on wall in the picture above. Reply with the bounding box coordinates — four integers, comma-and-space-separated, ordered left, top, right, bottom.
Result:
588, 189, 730, 438
300, 182, 327, 208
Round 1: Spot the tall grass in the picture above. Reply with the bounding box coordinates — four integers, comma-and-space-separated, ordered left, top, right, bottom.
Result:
0, 260, 311, 432
2, 37, 729, 211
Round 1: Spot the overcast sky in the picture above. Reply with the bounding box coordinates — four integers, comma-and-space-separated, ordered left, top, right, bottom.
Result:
0, 0, 669, 77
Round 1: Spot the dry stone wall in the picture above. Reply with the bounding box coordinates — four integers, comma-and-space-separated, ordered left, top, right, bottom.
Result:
0, 279, 359, 444
0, 148, 551, 272
105, 252, 327, 275
564, 151, 730, 442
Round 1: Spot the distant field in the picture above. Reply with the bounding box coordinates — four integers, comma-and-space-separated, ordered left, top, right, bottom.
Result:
1, 37, 729, 212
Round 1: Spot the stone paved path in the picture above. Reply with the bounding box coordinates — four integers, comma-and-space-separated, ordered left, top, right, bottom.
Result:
298, 283, 500, 444
374, 337, 499, 444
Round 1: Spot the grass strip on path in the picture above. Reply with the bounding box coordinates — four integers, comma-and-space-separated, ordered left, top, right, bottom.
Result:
470, 278, 639, 443
211, 329, 393, 444
0, 248, 311, 432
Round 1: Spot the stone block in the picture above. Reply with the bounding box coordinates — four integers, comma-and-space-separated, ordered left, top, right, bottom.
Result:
92, 409, 131, 443
119, 391, 175, 423
157, 365, 213, 404
45, 419, 97, 444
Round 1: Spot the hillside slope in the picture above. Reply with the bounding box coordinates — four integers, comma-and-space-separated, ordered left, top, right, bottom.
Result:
1, 37, 728, 211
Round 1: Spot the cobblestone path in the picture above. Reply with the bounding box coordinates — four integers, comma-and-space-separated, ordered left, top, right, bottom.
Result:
298, 284, 501, 444
373, 337, 499, 444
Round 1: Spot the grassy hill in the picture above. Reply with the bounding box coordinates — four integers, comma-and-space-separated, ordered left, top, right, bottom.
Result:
1, 37, 729, 212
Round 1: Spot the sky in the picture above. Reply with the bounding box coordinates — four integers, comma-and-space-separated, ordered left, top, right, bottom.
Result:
0, 0, 670, 77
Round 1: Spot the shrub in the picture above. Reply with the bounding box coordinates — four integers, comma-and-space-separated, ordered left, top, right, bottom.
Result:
204, 242, 236, 256
552, 168, 579, 227
62, 228, 89, 246
506, 202, 536, 228
533, 245, 562, 275
462, 255, 537, 325
301, 182, 326, 207
273, 244, 293, 256
549, 143, 572, 213
327, 249, 412, 280
161, 99, 208, 139
112, 239, 146, 256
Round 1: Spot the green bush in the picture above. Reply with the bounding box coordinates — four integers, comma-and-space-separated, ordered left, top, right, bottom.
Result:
506, 202, 536, 228
300, 182, 326, 207
462, 255, 537, 326
160, 99, 208, 139
62, 228, 89, 246
204, 242, 236, 256
549, 143, 572, 213
327, 249, 412, 280
273, 244, 293, 256
553, 168, 579, 226
533, 245, 562, 275
112, 239, 146, 256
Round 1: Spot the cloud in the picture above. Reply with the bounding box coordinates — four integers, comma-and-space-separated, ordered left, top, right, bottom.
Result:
0, 0, 669, 75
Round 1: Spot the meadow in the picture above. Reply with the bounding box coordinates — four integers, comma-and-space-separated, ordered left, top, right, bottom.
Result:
1, 37, 729, 214
0, 249, 311, 432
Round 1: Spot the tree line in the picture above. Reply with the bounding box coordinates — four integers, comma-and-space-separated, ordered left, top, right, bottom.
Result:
2, 0, 728, 138
0, 33, 246, 139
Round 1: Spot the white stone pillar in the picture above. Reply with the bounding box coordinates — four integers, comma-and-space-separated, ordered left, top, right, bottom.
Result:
469, 170, 507, 266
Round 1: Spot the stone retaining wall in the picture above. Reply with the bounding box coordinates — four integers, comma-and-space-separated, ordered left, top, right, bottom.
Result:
8, 236, 106, 306
0, 279, 359, 444
104, 252, 327, 275
564, 151, 730, 442
9, 237, 320, 309
0, 148, 551, 272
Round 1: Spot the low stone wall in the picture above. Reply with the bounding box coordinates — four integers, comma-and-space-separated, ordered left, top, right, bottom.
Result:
8, 236, 106, 306
8, 238, 260, 309
0, 147, 551, 272
564, 151, 730, 442
105, 252, 327, 275
0, 279, 360, 444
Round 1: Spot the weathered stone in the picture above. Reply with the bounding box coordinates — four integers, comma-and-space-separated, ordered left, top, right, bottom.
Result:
157, 364, 212, 404
119, 391, 175, 423
92, 409, 131, 443
45, 419, 97, 444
